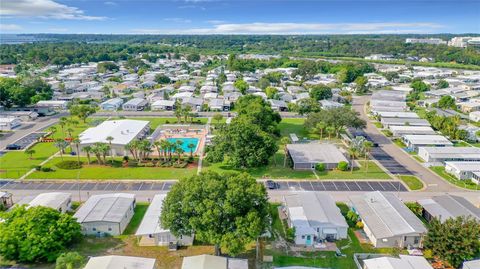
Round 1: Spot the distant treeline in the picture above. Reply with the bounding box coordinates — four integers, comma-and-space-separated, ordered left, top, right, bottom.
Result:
1, 34, 480, 66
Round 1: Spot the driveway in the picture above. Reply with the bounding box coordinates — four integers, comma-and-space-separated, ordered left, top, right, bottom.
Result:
352, 95, 467, 192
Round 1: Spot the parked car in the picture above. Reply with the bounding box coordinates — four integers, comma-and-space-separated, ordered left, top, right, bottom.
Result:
266, 180, 277, 189
6, 144, 21, 150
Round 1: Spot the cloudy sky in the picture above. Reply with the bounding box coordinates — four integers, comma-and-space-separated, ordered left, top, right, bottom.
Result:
1, 0, 479, 34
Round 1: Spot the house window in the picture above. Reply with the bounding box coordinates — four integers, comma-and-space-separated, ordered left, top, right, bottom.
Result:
414, 237, 420, 244
108, 227, 112, 231
301, 235, 305, 239
92, 228, 96, 231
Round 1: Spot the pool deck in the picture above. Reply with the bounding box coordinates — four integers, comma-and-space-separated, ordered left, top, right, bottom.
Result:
154, 127, 207, 156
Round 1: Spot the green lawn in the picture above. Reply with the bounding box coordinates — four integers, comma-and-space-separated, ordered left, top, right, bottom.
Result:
120, 117, 208, 129
0, 118, 95, 179
430, 166, 479, 190
123, 203, 149, 235
398, 175, 424, 190
204, 154, 391, 180
26, 157, 197, 180
453, 141, 471, 147
393, 138, 407, 148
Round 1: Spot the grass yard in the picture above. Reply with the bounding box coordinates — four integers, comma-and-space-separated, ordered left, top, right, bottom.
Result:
398, 175, 424, 190
453, 141, 471, 147
430, 166, 480, 190
123, 203, 149, 235
120, 117, 208, 129
0, 117, 94, 179
26, 157, 197, 180
204, 153, 391, 180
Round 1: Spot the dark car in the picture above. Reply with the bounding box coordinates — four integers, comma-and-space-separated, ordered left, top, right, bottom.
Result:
6, 144, 21, 150
266, 180, 277, 190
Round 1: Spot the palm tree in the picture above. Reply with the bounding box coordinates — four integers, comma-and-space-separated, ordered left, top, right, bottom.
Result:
54, 139, 68, 161
72, 137, 81, 165
187, 143, 196, 158
326, 126, 335, 139
59, 117, 68, 138
168, 141, 176, 161
66, 127, 74, 138
348, 147, 360, 173
98, 143, 110, 165
83, 145, 92, 165
91, 144, 103, 164
363, 141, 373, 174
176, 146, 184, 164
280, 137, 291, 167
174, 101, 182, 123
153, 141, 162, 166
105, 136, 115, 162
48, 126, 57, 136
183, 105, 192, 123
24, 149, 35, 160
316, 122, 326, 139
160, 140, 169, 162
125, 140, 140, 161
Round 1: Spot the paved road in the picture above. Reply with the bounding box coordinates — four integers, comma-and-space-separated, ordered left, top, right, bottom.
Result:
352, 96, 466, 192
92, 111, 304, 118
0, 113, 68, 150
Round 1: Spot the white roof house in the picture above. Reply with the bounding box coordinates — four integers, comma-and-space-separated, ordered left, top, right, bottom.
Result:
470, 111, 480, 122
388, 126, 436, 137
363, 255, 433, 269
418, 147, 480, 163
0, 117, 21, 131
376, 112, 419, 119
17, 192, 72, 213
463, 259, 480, 269
445, 161, 480, 180
36, 100, 69, 109
182, 255, 248, 269
100, 98, 123, 110
84, 255, 156, 269
135, 194, 194, 246
79, 119, 150, 150
286, 143, 348, 170
418, 194, 480, 223
283, 192, 348, 245
349, 191, 427, 248
74, 193, 136, 236
122, 98, 148, 111
402, 135, 453, 151
151, 100, 175, 111
380, 118, 430, 128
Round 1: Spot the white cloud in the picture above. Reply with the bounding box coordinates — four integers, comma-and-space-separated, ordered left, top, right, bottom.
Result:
0, 23, 23, 31
104, 1, 117, 6
206, 20, 226, 25
131, 22, 444, 35
164, 18, 192, 23
1, 0, 107, 20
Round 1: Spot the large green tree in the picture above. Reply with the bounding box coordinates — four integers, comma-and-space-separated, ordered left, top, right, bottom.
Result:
424, 216, 480, 268
161, 171, 269, 256
69, 105, 96, 123
0, 206, 82, 263
234, 95, 281, 134
305, 107, 366, 137
206, 118, 278, 168
309, 85, 332, 100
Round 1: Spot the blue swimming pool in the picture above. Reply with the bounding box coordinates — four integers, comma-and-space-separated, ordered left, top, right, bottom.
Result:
167, 138, 199, 152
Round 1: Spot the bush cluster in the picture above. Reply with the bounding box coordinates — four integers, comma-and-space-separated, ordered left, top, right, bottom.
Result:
56, 160, 82, 170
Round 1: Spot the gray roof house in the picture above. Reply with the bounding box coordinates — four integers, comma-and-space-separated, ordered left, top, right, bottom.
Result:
209, 98, 230, 111
402, 134, 453, 151
122, 98, 148, 111
380, 118, 431, 128
182, 254, 248, 269
286, 143, 348, 170
135, 194, 194, 246
74, 193, 136, 236
388, 126, 436, 137
363, 255, 433, 269
17, 192, 72, 213
269, 99, 288, 111
283, 192, 348, 245
100, 97, 124, 111
445, 161, 480, 180
349, 191, 427, 248
151, 100, 175, 111
418, 194, 480, 223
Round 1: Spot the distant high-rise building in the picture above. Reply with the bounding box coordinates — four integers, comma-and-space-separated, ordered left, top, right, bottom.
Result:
405, 38, 447, 45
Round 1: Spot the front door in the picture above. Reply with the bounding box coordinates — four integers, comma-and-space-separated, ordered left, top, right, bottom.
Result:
306, 235, 312, 245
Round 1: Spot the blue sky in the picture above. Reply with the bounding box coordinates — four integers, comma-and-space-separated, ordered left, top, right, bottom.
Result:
1, 0, 479, 34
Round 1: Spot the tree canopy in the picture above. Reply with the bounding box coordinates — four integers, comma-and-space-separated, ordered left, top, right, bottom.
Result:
424, 216, 480, 268
234, 95, 281, 134
155, 74, 171, 84
69, 104, 96, 123
161, 171, 269, 256
437, 95, 456, 110
97, 61, 119, 73
305, 107, 366, 137
0, 77, 53, 108
0, 206, 82, 263
309, 85, 332, 100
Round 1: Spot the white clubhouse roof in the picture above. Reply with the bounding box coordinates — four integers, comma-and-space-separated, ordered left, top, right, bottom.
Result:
418, 195, 480, 222
79, 119, 149, 145
349, 191, 427, 239
135, 194, 168, 236
363, 255, 432, 269
84, 255, 155, 269
286, 143, 348, 164
20, 192, 71, 210
419, 147, 480, 160
284, 192, 348, 229
403, 135, 453, 146
74, 193, 135, 223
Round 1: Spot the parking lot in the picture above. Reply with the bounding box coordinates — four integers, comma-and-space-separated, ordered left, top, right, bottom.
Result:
0, 179, 407, 192
370, 147, 412, 175
7, 132, 47, 150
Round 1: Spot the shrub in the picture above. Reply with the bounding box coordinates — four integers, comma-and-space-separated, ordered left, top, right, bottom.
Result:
315, 163, 325, 172
165, 120, 170, 124
106, 160, 122, 168
173, 162, 188, 168
285, 227, 296, 243
35, 165, 42, 171
127, 161, 138, 167
337, 161, 349, 171
123, 156, 129, 162
187, 156, 194, 163
138, 162, 155, 167
56, 160, 82, 170
355, 221, 364, 229
41, 167, 54, 172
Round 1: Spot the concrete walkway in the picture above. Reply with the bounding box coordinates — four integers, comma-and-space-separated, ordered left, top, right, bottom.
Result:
197, 117, 212, 174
